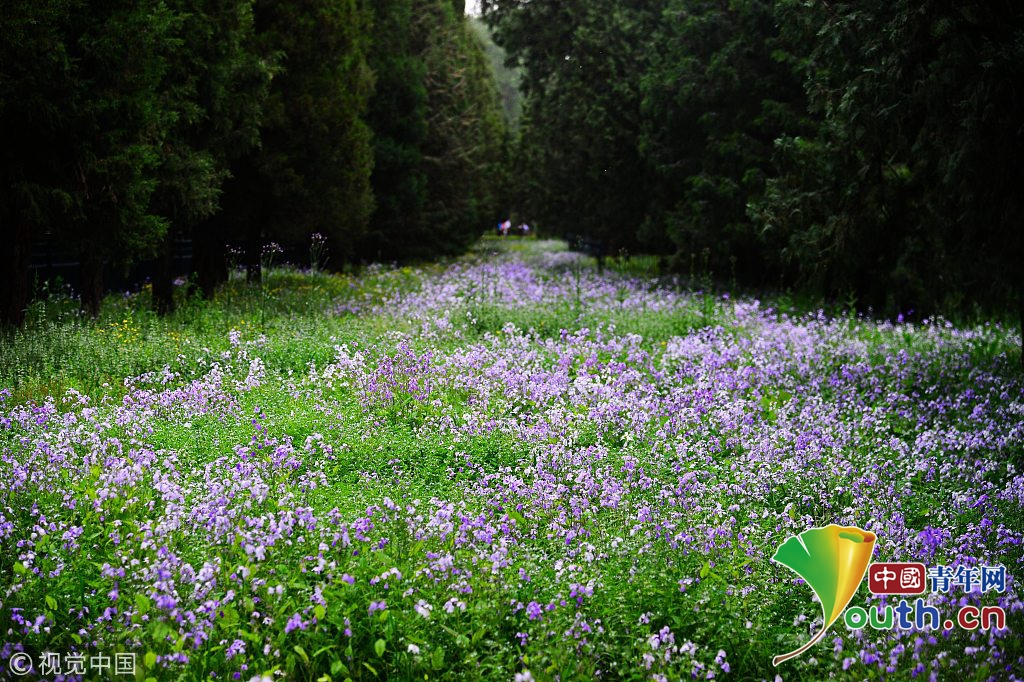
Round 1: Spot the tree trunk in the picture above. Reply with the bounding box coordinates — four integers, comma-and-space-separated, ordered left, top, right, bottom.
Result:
192, 222, 227, 299
246, 230, 262, 285
0, 221, 31, 327
152, 230, 175, 315
1018, 281, 1023, 370
80, 242, 104, 317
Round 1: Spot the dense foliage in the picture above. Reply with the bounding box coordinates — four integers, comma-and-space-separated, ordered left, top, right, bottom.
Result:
5, 2, 1023, 678
483, 0, 1024, 330
1, 0, 180, 319
639, 0, 808, 283
760, 0, 1024, 318
0, 0, 506, 324
361, 0, 504, 262
1, 240, 1021, 679
151, 0, 272, 313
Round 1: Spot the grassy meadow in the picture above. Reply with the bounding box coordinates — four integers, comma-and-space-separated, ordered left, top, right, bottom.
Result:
1, 238, 1022, 681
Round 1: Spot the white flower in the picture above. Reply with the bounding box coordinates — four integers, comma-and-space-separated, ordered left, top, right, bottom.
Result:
407, 644, 420, 655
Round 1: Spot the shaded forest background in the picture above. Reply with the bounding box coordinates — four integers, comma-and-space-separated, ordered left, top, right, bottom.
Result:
483, 0, 1023, 329
2, 0, 1023, 334
1, 0, 507, 323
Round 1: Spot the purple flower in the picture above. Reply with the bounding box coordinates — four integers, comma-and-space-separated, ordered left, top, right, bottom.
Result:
284, 613, 306, 634
225, 639, 245, 660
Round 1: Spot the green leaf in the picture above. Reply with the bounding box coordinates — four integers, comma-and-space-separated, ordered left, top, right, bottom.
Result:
313, 605, 326, 621
293, 645, 309, 665
331, 660, 349, 676
472, 627, 485, 644
431, 648, 444, 670
45, 595, 57, 611
135, 594, 151, 615
144, 651, 157, 669
221, 606, 238, 625
13, 562, 27, 575
153, 622, 174, 641
374, 639, 386, 657
507, 508, 528, 526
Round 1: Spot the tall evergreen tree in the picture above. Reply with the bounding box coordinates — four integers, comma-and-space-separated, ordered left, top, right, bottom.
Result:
71, 2, 181, 316
361, 0, 504, 262
359, 0, 429, 262
482, 1, 661, 253
0, 0, 70, 325
219, 0, 375, 281
1, 0, 179, 318
417, 0, 504, 256
758, 0, 1024, 326
151, 0, 270, 313
469, 17, 523, 130
639, 0, 808, 281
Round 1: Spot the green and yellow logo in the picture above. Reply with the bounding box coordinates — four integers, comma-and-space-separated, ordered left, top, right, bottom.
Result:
771, 524, 876, 666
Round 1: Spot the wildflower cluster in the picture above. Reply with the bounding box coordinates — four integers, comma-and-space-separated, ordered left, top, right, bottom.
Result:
0, 241, 1021, 680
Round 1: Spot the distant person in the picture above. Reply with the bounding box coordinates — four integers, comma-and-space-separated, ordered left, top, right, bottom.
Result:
520, 223, 530, 237
501, 219, 511, 237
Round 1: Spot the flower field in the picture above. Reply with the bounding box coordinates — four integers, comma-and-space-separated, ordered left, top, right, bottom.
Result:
1, 239, 1022, 681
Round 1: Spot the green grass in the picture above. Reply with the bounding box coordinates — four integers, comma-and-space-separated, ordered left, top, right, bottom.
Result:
0, 239, 1021, 681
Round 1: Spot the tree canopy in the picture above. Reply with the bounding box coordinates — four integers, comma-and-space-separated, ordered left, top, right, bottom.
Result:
483, 0, 1023, 332
2, 0, 1022, 343
0, 0, 506, 323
